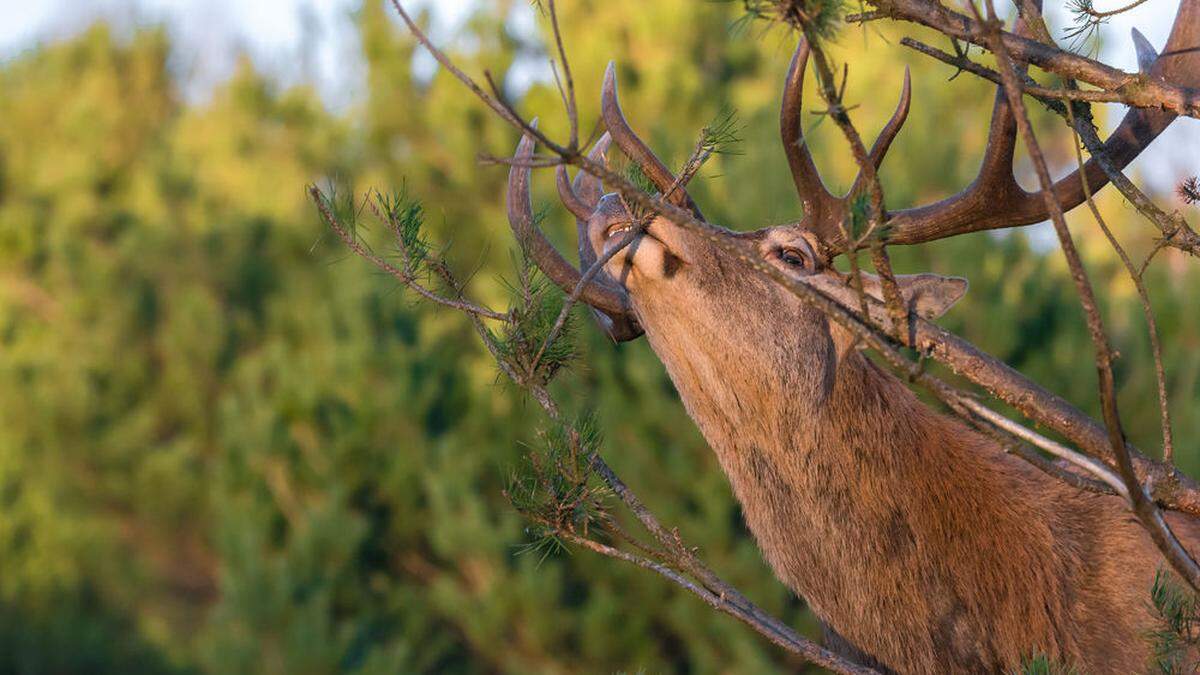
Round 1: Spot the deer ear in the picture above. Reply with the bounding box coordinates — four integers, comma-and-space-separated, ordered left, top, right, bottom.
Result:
887, 273, 968, 319
803, 271, 967, 321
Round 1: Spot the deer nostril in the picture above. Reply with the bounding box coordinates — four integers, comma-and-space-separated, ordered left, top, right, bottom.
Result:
661, 251, 682, 278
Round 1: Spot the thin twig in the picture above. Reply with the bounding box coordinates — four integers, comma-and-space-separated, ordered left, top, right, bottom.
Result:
544, 0, 578, 150
386, 0, 570, 158
310, 186, 510, 322
1064, 104, 1175, 465
1140, 235, 1174, 277
961, 398, 1129, 499
528, 221, 644, 375
870, 243, 909, 342
553, 530, 878, 674
901, 37, 1133, 105
1077, 0, 1152, 20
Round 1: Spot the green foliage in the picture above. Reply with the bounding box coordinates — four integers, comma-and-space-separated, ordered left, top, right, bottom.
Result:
1149, 569, 1200, 673
506, 413, 611, 560
1178, 176, 1200, 206
1062, 0, 1105, 54
493, 246, 578, 384
1014, 653, 1078, 675
731, 0, 846, 39
377, 187, 430, 273
848, 191, 871, 239
324, 179, 367, 240
701, 106, 744, 157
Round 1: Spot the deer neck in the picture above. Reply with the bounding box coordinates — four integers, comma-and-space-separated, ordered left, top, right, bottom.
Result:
642, 320, 1094, 667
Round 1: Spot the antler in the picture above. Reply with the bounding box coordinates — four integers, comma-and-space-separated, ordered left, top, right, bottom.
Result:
602, 62, 706, 221
507, 126, 642, 343
865, 0, 1200, 248
781, 38, 913, 251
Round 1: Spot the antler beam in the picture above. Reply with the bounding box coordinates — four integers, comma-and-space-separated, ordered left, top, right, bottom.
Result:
869, 0, 1200, 248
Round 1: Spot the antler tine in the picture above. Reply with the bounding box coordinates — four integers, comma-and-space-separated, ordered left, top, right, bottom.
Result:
555, 165, 593, 221
869, 66, 912, 170
601, 62, 705, 220
781, 37, 837, 232
975, 88, 1021, 193
1042, 0, 1199, 211
507, 126, 631, 318
567, 134, 613, 273
1131, 27, 1157, 74
574, 132, 611, 209
555, 133, 612, 223
849, 66, 912, 198
874, 87, 1021, 247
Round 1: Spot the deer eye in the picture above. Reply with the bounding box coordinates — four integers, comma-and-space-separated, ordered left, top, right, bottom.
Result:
778, 247, 809, 269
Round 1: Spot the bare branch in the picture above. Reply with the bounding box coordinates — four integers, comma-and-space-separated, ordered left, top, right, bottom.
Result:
551, 530, 878, 674
901, 37, 1137, 105
961, 398, 1128, 499
541, 0, 579, 150
869, 0, 1200, 118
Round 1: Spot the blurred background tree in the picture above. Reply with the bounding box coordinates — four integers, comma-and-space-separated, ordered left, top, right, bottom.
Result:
0, 1, 1195, 673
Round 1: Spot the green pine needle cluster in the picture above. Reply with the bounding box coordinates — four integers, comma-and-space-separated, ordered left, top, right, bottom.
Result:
700, 106, 743, 157
728, 0, 846, 40
1062, 0, 1104, 55
623, 163, 656, 196
321, 179, 365, 241
847, 192, 870, 241
1178, 176, 1200, 206
843, 192, 893, 244
1149, 569, 1200, 673
1014, 653, 1078, 675
493, 242, 579, 384
506, 414, 611, 561
620, 163, 657, 221
377, 187, 430, 272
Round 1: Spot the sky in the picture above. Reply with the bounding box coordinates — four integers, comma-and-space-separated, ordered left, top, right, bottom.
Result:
0, 0, 1194, 200
0, 0, 479, 106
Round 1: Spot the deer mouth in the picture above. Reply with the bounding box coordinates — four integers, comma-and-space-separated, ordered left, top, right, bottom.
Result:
602, 218, 681, 260
604, 221, 635, 240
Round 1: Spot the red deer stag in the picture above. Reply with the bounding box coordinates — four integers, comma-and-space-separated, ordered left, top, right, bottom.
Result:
505, 3, 1200, 673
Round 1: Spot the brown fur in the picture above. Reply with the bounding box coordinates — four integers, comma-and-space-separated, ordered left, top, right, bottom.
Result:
594, 215, 1198, 673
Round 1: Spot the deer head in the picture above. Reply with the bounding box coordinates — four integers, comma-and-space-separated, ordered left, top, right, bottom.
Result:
506, 9, 1196, 348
